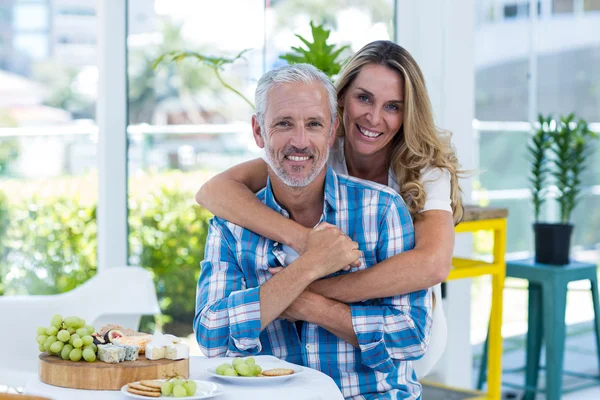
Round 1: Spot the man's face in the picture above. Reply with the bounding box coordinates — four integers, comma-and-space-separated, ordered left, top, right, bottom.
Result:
253, 81, 337, 188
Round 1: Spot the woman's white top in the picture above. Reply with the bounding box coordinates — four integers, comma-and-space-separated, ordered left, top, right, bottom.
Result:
327, 137, 452, 213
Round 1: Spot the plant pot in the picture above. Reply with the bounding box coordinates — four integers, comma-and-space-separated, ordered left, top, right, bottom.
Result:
533, 223, 574, 265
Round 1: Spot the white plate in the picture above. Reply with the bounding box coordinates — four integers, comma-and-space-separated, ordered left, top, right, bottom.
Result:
206, 365, 304, 385
120, 380, 223, 399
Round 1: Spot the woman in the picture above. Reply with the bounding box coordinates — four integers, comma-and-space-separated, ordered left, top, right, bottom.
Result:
196, 40, 463, 377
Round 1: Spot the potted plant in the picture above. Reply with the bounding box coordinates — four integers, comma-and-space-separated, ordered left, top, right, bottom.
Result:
528, 113, 598, 265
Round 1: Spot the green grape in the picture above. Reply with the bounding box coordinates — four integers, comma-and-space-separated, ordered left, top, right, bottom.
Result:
61, 344, 74, 360
50, 314, 63, 329
46, 326, 58, 336
50, 341, 64, 354
223, 368, 238, 376
57, 330, 70, 343
171, 378, 185, 386
64, 316, 79, 328
232, 357, 244, 366
216, 363, 233, 375
68, 334, 80, 345
82, 348, 96, 362
38, 343, 46, 352
67, 327, 76, 335
173, 385, 187, 398
245, 357, 255, 365
69, 348, 82, 362
81, 335, 93, 346
84, 325, 95, 335
90, 343, 97, 352
252, 365, 262, 376
183, 381, 197, 396
43, 335, 57, 351
36, 327, 47, 336
72, 338, 83, 348
161, 381, 173, 396
74, 318, 85, 329
234, 362, 251, 376
37, 334, 49, 345
75, 328, 87, 337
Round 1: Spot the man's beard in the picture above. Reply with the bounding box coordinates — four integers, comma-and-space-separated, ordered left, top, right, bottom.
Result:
263, 143, 330, 188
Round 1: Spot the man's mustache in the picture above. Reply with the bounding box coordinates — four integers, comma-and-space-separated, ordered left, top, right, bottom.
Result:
282, 146, 314, 157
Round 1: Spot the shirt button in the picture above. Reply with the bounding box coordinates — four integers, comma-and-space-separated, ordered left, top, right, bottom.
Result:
273, 242, 279, 247
305, 344, 312, 351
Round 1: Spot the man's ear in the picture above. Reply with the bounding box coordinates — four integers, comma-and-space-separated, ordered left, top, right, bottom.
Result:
252, 115, 265, 148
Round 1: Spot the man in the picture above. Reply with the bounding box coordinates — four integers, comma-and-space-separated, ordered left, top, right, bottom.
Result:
194, 64, 432, 399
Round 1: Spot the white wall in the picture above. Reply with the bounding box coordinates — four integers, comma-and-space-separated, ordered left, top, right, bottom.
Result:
396, 0, 476, 387
96, 0, 128, 270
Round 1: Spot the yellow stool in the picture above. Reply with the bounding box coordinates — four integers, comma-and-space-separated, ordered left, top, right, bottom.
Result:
425, 206, 507, 400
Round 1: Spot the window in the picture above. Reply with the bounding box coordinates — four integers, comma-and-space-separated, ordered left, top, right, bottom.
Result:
503, 1, 541, 19
0, 3, 97, 297
585, 0, 600, 11
14, 3, 49, 31
474, 2, 600, 254
553, 0, 574, 13
57, 7, 95, 17
14, 33, 49, 59
0, 7, 10, 23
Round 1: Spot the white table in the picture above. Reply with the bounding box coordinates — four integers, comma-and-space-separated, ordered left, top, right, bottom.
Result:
24, 355, 344, 400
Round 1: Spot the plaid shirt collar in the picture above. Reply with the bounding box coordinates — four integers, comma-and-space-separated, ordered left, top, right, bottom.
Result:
263, 165, 339, 218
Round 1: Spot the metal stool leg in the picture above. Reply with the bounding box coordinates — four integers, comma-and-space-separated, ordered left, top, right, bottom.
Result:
523, 283, 543, 400
542, 277, 567, 400
589, 276, 600, 375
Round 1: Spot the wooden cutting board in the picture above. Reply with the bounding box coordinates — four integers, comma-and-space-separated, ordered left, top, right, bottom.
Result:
38, 352, 189, 390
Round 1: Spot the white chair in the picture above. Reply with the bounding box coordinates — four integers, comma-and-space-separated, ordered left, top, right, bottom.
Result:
413, 283, 447, 379
0, 266, 160, 388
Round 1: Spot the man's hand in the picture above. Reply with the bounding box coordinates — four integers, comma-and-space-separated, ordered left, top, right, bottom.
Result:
302, 223, 361, 279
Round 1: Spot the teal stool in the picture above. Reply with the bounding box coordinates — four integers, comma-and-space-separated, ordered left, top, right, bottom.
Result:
477, 258, 600, 400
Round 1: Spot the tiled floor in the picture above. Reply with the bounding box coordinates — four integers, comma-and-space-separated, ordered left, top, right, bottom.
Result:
472, 320, 600, 399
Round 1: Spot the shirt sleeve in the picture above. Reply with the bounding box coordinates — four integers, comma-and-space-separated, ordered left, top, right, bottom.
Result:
420, 166, 452, 213
194, 218, 262, 357
350, 195, 433, 373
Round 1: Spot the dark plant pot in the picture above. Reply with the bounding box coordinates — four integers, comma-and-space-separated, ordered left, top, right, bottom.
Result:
533, 223, 574, 265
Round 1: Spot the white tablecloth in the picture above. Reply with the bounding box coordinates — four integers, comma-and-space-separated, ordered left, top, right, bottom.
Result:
24, 355, 344, 400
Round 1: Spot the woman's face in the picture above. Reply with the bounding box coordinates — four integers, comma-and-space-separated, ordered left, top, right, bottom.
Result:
340, 63, 404, 158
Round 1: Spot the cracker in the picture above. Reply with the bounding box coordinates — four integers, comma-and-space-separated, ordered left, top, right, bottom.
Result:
128, 382, 160, 392
139, 380, 163, 390
126, 386, 161, 397
262, 368, 295, 376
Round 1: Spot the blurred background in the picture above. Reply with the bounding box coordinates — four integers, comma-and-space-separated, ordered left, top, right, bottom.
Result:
0, 0, 599, 394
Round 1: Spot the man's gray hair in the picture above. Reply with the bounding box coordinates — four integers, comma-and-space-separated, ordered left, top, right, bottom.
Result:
255, 64, 338, 132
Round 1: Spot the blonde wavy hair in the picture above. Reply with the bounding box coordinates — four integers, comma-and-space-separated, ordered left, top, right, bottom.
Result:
336, 41, 464, 224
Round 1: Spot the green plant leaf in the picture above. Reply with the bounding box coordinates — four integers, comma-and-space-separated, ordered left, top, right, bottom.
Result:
278, 20, 350, 78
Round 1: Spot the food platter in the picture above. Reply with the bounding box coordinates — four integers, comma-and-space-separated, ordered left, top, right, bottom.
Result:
38, 352, 189, 390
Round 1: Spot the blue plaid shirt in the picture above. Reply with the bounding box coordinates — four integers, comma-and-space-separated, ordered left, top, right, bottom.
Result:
195, 166, 433, 399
